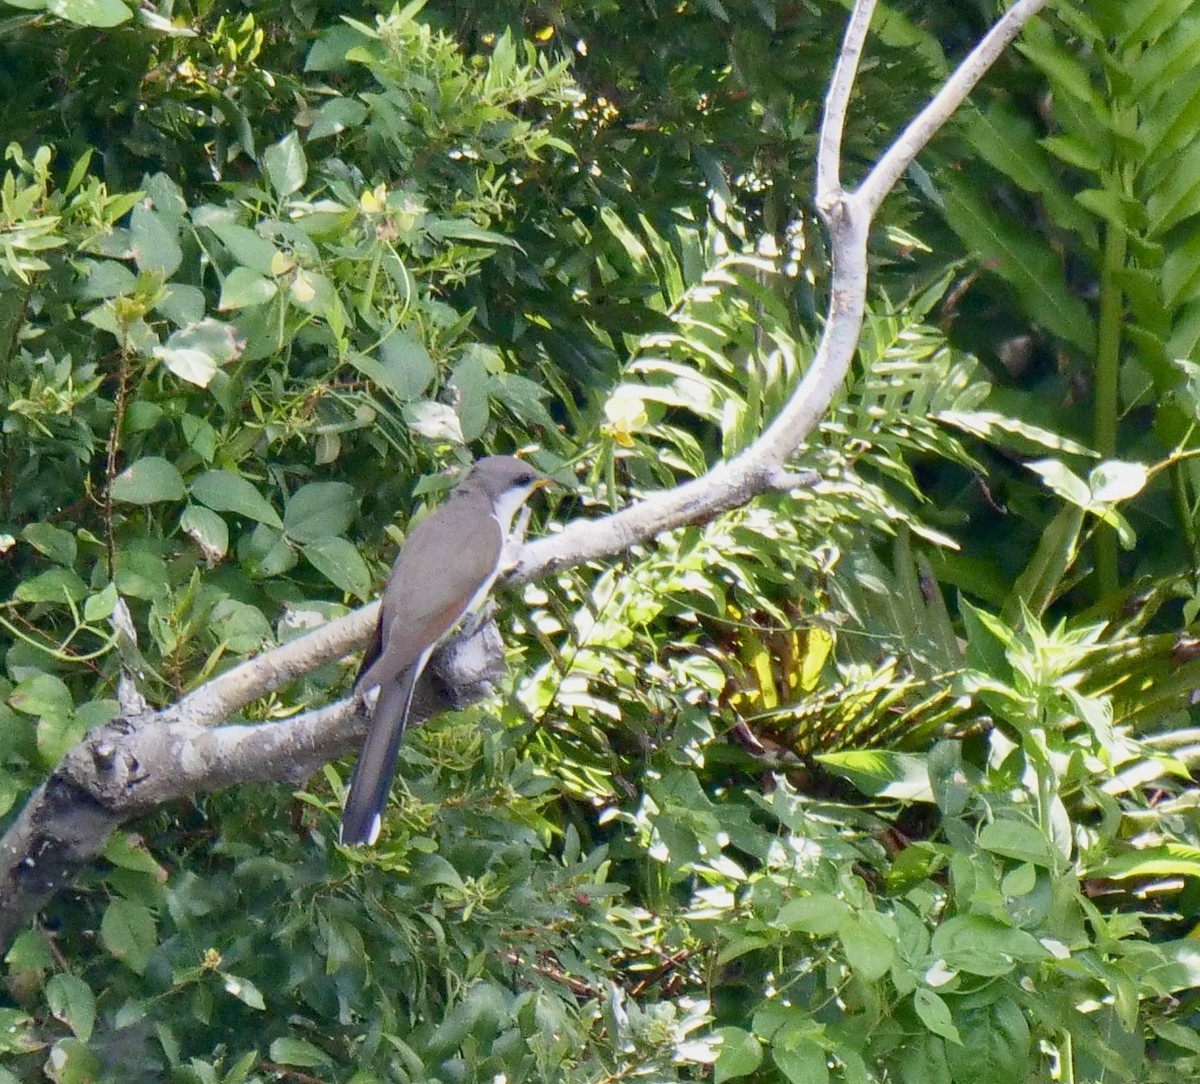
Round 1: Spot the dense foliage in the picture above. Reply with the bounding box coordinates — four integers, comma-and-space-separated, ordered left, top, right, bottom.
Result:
4, 1, 1200, 1082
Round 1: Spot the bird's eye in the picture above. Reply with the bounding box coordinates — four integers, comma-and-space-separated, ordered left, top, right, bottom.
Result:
514, 472, 535, 486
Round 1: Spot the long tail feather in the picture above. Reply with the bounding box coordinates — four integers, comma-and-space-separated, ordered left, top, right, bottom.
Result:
339, 663, 423, 846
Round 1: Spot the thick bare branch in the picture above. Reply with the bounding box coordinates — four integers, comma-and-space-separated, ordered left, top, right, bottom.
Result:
859, 0, 1052, 214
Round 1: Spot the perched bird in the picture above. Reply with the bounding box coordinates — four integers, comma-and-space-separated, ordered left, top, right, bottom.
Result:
339, 456, 551, 845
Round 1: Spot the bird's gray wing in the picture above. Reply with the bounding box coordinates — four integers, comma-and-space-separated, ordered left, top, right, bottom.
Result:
356, 497, 503, 692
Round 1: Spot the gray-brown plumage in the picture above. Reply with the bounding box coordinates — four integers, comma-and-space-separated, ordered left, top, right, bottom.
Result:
339, 456, 550, 845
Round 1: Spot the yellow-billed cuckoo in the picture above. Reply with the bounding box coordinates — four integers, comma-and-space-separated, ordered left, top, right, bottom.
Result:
339, 455, 551, 845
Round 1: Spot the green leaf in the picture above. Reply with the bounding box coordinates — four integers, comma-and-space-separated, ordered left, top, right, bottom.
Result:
100, 899, 157, 974
944, 999, 1031, 1082
450, 348, 492, 443
190, 470, 283, 528
935, 410, 1096, 457
43, 1037, 101, 1083
240, 524, 298, 578
218, 266, 277, 310
913, 988, 961, 1046
206, 221, 279, 276
263, 131, 307, 197
816, 750, 933, 801
110, 457, 185, 504
283, 482, 357, 543
307, 97, 368, 140
929, 916, 1047, 977
268, 1037, 331, 1067
47, 0, 130, 27
46, 974, 96, 1041
774, 894, 850, 936
773, 1038, 829, 1084
104, 834, 167, 877
130, 203, 182, 278
208, 599, 274, 654
428, 217, 518, 247
939, 171, 1095, 353
377, 330, 437, 400
14, 567, 88, 603
6, 929, 55, 970
220, 971, 265, 1010
1092, 843, 1200, 881
21, 522, 77, 566
154, 319, 241, 388
9, 673, 73, 718
1088, 459, 1148, 503
303, 538, 372, 599
1026, 459, 1091, 507
978, 819, 1059, 867
839, 913, 896, 981
714, 1027, 763, 1082
180, 505, 229, 561
404, 399, 464, 443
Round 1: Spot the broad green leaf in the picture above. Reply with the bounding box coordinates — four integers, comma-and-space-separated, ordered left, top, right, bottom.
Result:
104, 834, 167, 877
190, 470, 283, 528
1145, 940, 1200, 994
206, 221, 279, 276
264, 131, 307, 197
180, 505, 229, 561
110, 457, 185, 504
977, 819, 1059, 868
405, 399, 464, 443
774, 894, 849, 936
714, 1027, 763, 1082
218, 266, 277, 310
1088, 459, 1148, 503
839, 914, 896, 981
130, 203, 181, 277
208, 599, 274, 654
21, 522, 76, 567
6, 930, 55, 971
44, 1037, 101, 1083
220, 972, 265, 1009
47, 0, 130, 27
46, 974, 95, 1042
377, 330, 437, 400
913, 988, 961, 1045
154, 318, 241, 388
450, 349, 491, 442
14, 567, 88, 604
773, 1038, 829, 1084
79, 259, 137, 300
9, 673, 73, 719
816, 750, 933, 801
156, 282, 206, 325
1091, 844, 1200, 881
283, 482, 357, 543
303, 538, 372, 599
268, 1037, 331, 1067
307, 97, 368, 139
930, 916, 1047, 977
944, 1000, 1031, 1082
100, 899, 156, 974
240, 524, 299, 578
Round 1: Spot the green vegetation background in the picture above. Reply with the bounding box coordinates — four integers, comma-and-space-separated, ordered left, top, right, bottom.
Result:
3, 0, 1200, 1080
